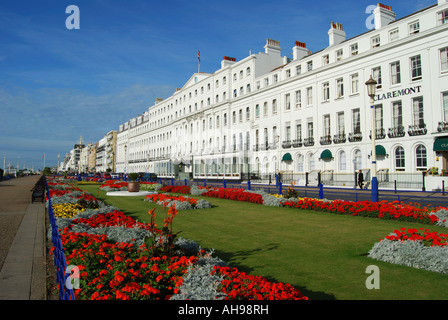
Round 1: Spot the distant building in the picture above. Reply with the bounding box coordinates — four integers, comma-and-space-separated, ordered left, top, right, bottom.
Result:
59, 137, 85, 172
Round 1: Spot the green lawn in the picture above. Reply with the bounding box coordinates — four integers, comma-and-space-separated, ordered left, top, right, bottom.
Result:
77, 183, 448, 300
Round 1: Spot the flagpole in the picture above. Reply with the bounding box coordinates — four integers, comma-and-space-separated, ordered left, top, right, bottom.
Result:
198, 50, 200, 74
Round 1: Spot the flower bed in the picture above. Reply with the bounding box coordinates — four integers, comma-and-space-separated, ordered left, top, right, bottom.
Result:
140, 182, 162, 191
200, 188, 263, 204
144, 193, 211, 210
159, 185, 191, 194
368, 228, 448, 274
383, 228, 448, 247
52, 203, 86, 219
46, 178, 308, 300
145, 193, 197, 206
212, 266, 308, 300
61, 231, 198, 300
99, 180, 128, 191
283, 198, 440, 224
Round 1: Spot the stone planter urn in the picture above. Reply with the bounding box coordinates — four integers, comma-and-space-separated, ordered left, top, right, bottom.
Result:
127, 173, 140, 192
127, 181, 140, 192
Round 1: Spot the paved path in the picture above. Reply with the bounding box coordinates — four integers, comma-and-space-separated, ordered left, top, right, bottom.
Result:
0, 175, 46, 300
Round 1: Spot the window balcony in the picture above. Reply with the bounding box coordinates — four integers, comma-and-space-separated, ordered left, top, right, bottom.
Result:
282, 140, 292, 149
260, 143, 270, 151
303, 137, 314, 147
319, 135, 332, 145
348, 132, 362, 142
387, 125, 405, 138
437, 121, 448, 133
292, 139, 302, 148
408, 124, 427, 136
333, 133, 346, 144
369, 128, 386, 140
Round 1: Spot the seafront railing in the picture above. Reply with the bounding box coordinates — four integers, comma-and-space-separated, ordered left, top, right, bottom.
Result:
154, 177, 448, 207
45, 176, 75, 300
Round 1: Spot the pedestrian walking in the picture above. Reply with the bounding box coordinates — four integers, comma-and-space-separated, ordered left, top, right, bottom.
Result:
357, 170, 364, 189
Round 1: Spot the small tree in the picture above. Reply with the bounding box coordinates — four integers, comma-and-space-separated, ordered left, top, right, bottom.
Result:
128, 172, 139, 182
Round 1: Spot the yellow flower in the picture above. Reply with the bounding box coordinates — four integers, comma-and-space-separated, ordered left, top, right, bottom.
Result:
52, 203, 85, 218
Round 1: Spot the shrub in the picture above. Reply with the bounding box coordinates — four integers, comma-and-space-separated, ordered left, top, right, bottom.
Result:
170, 251, 228, 300
190, 185, 209, 196
368, 239, 448, 274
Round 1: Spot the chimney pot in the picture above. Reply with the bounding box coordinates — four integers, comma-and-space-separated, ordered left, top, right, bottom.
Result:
328, 21, 346, 46
373, 3, 396, 29
292, 41, 309, 60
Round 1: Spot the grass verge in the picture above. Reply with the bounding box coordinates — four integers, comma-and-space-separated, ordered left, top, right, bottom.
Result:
77, 183, 448, 300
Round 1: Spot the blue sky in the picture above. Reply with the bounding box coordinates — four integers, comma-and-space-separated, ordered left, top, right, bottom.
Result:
0, 0, 436, 170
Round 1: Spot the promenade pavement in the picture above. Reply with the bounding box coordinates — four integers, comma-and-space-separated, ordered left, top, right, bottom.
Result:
0, 175, 46, 300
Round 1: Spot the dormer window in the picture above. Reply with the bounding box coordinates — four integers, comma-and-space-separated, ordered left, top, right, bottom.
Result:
438, 9, 448, 25
389, 29, 399, 42
409, 21, 420, 35
371, 35, 380, 48
322, 55, 329, 66
307, 61, 313, 71
350, 43, 358, 55
336, 49, 343, 61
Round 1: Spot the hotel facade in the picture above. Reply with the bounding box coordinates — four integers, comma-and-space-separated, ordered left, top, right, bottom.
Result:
114, 1, 448, 186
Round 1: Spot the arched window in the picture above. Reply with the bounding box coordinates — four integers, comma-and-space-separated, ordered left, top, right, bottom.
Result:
339, 151, 346, 171
395, 146, 405, 170
354, 149, 362, 171
297, 154, 304, 172
416, 145, 427, 170
308, 153, 315, 171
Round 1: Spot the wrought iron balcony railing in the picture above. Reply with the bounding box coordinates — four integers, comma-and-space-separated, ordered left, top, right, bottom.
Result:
387, 125, 405, 138
369, 128, 386, 140
408, 124, 427, 136
319, 135, 332, 145
303, 137, 314, 147
282, 140, 292, 149
292, 139, 303, 148
348, 132, 362, 142
333, 133, 346, 144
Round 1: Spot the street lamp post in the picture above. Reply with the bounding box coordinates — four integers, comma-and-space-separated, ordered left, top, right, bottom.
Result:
124, 144, 127, 181
366, 76, 379, 202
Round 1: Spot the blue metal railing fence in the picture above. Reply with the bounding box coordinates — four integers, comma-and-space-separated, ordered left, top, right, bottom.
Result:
45, 176, 75, 300
152, 177, 448, 208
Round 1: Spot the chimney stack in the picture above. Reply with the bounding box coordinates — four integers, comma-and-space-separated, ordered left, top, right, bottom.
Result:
221, 56, 236, 69
264, 39, 281, 56
373, 3, 396, 29
292, 41, 308, 60
438, 0, 447, 5
328, 21, 346, 46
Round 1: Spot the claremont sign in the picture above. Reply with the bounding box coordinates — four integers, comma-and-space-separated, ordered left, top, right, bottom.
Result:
373, 85, 422, 102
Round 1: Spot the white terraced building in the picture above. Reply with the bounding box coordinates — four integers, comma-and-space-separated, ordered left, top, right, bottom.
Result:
115, 1, 448, 188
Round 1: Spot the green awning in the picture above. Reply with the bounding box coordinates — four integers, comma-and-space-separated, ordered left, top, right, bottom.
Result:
320, 149, 333, 160
281, 153, 292, 162
375, 145, 386, 156
434, 137, 448, 151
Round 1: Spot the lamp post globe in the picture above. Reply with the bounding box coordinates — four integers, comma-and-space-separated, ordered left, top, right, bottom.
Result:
365, 76, 378, 202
